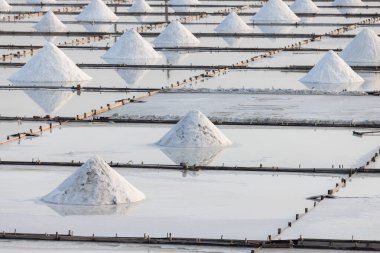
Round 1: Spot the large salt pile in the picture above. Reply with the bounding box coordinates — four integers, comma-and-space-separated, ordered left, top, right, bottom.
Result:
157, 110, 232, 148
290, 0, 319, 14
103, 29, 161, 60
34, 10, 67, 33
42, 156, 146, 205
76, 0, 118, 22
300, 50, 364, 84
332, 0, 363, 6
154, 20, 200, 47
0, 0, 11, 12
340, 28, 380, 66
252, 0, 300, 23
129, 0, 153, 12
9, 42, 92, 82
215, 12, 252, 33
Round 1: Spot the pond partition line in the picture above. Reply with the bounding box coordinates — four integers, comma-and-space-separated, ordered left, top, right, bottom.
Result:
0, 160, 370, 174
1, 232, 380, 251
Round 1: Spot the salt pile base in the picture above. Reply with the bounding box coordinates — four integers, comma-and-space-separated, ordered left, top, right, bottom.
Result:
76, 0, 118, 22
215, 12, 252, 33
34, 10, 67, 33
290, 0, 319, 14
42, 156, 146, 205
8, 42, 92, 83
300, 50, 364, 84
154, 20, 200, 47
252, 0, 300, 23
0, 0, 11, 12
157, 110, 232, 148
332, 0, 364, 6
340, 28, 380, 66
103, 29, 161, 60
129, 0, 153, 12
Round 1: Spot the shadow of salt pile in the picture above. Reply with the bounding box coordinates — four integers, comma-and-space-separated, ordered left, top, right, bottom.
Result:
46, 203, 131, 216
104, 58, 159, 85
160, 147, 223, 166
11, 81, 87, 115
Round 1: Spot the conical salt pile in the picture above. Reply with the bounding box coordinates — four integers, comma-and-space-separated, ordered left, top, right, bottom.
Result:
42, 156, 146, 205
290, 0, 319, 14
129, 0, 153, 13
34, 10, 67, 33
252, 0, 300, 23
9, 42, 92, 82
157, 110, 232, 148
76, 0, 118, 22
154, 20, 200, 47
300, 50, 364, 84
340, 28, 380, 66
215, 12, 252, 33
332, 0, 363, 6
0, 0, 11, 12
103, 29, 161, 60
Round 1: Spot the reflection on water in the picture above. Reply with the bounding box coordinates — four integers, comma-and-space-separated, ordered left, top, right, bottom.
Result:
46, 203, 130, 216
160, 147, 223, 166
162, 51, 189, 65
11, 81, 87, 114
104, 58, 158, 85
359, 73, 380, 91
257, 25, 294, 34
222, 37, 242, 47
82, 23, 113, 33
301, 81, 362, 92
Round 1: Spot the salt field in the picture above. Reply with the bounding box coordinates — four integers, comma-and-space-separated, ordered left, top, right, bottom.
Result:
1, 0, 380, 251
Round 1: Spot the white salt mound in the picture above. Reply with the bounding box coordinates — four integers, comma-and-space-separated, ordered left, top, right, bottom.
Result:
332, 0, 363, 6
340, 28, 380, 66
34, 10, 67, 33
103, 29, 161, 60
0, 0, 11, 12
300, 50, 364, 84
129, 0, 153, 12
252, 0, 300, 23
76, 0, 118, 22
42, 156, 146, 205
154, 20, 200, 47
215, 12, 252, 33
290, 0, 319, 14
157, 110, 232, 148
9, 42, 92, 82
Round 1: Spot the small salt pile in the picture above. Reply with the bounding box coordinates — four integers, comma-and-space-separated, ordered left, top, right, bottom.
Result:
215, 12, 252, 33
103, 29, 161, 60
0, 0, 11, 12
332, 0, 364, 6
340, 28, 380, 66
9, 42, 92, 82
154, 20, 200, 47
290, 0, 319, 14
252, 0, 300, 23
34, 10, 67, 33
42, 156, 146, 205
157, 110, 232, 148
300, 50, 364, 84
76, 0, 118, 22
129, 0, 153, 13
